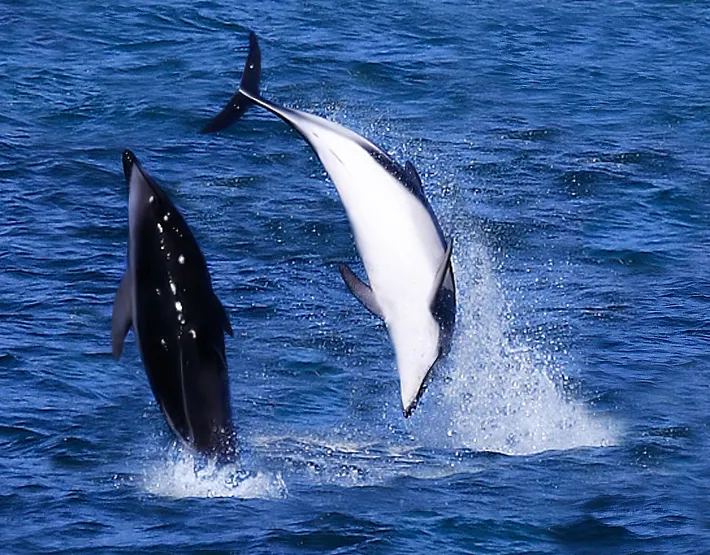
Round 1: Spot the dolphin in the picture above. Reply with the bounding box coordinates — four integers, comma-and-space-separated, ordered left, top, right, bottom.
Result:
201, 32, 456, 417
112, 149, 237, 461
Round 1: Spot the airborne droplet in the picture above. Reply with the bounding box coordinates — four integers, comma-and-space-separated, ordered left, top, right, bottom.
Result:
178, 255, 185, 264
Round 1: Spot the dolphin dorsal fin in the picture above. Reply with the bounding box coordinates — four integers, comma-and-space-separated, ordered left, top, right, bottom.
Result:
429, 241, 453, 311
404, 161, 425, 198
404, 160, 424, 195
111, 271, 133, 359
338, 264, 384, 319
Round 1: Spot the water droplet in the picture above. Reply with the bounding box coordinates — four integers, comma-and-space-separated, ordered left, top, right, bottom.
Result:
170, 282, 177, 295
175, 301, 183, 312
189, 329, 197, 339
149, 196, 155, 203
164, 214, 169, 222
178, 255, 185, 264
157, 223, 163, 233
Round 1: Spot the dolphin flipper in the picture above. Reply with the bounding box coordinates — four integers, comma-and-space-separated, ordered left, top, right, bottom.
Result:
111, 271, 133, 359
338, 264, 384, 319
200, 31, 262, 134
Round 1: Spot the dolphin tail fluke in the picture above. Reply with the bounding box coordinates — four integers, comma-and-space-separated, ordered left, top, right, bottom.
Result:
200, 31, 262, 134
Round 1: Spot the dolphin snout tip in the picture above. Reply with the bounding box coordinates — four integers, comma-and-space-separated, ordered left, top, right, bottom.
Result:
122, 149, 135, 184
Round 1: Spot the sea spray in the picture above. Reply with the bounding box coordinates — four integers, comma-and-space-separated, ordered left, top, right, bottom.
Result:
415, 231, 617, 455
143, 445, 287, 499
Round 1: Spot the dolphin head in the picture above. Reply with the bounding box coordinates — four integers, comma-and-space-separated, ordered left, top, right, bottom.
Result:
387, 312, 441, 417
123, 149, 159, 236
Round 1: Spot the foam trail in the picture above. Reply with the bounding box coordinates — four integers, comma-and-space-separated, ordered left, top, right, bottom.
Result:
143, 446, 287, 499
420, 231, 617, 456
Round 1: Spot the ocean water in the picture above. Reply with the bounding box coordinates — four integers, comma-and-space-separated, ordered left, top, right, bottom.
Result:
1, 0, 709, 553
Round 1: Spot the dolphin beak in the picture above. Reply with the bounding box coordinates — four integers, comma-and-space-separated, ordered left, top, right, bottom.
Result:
122, 149, 136, 186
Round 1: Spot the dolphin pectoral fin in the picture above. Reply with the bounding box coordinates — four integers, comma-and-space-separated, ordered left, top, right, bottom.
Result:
201, 31, 262, 134
213, 294, 233, 337
429, 240, 454, 312
338, 263, 384, 319
111, 271, 133, 359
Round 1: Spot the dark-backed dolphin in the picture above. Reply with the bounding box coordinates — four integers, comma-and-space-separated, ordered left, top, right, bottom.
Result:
201, 33, 456, 416
112, 149, 237, 461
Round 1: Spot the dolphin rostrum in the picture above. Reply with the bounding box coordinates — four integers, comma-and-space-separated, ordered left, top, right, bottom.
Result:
201, 32, 456, 417
112, 149, 237, 461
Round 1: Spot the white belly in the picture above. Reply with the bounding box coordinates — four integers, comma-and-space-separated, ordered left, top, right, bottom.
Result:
297, 117, 446, 409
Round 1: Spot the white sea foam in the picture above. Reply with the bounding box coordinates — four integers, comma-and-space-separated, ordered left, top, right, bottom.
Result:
143, 448, 287, 499
416, 233, 618, 455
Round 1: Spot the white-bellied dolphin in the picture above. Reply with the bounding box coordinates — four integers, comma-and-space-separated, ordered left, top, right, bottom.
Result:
112, 149, 237, 461
201, 33, 456, 417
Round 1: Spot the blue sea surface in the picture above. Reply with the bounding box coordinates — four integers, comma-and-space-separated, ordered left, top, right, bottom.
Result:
1, 1, 709, 553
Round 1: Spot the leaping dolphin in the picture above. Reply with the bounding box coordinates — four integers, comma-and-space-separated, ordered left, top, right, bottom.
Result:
201, 32, 456, 417
112, 149, 237, 461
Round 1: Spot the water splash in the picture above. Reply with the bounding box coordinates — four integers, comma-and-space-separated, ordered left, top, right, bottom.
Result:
143, 447, 287, 499
418, 234, 617, 455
